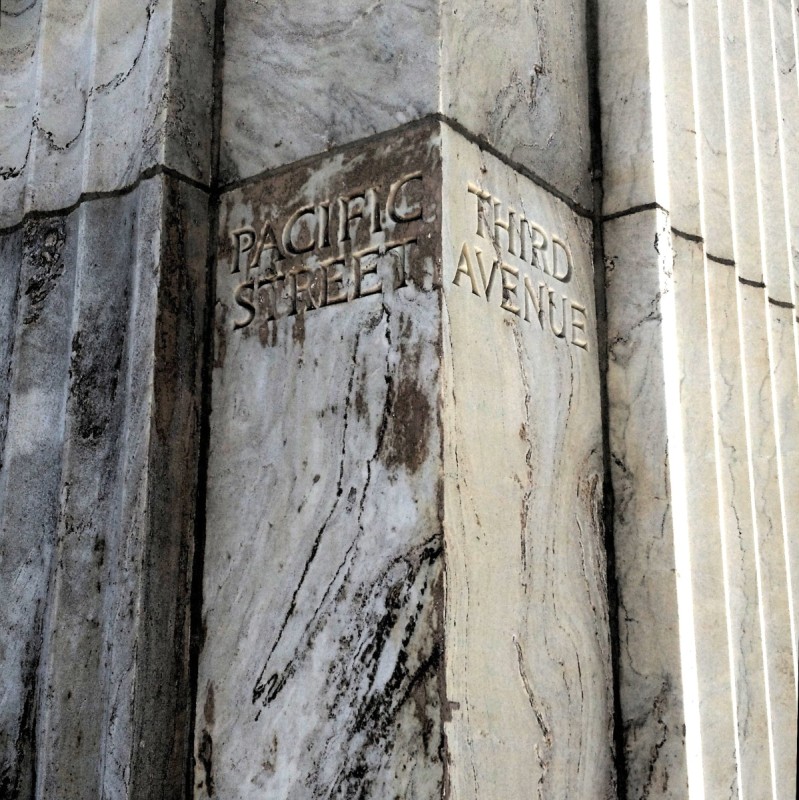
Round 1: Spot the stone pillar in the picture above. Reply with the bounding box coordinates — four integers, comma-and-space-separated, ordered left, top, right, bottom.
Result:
599, 0, 799, 795
0, 2, 214, 797
193, 1, 615, 798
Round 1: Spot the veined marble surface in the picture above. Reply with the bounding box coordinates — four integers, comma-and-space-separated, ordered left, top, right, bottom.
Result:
440, 126, 613, 799
218, 0, 592, 210
0, 0, 214, 227
603, 211, 690, 799
0, 176, 208, 798
196, 119, 613, 798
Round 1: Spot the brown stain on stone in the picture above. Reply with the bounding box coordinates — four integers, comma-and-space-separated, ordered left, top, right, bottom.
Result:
291, 312, 305, 347
214, 302, 227, 369
198, 730, 214, 797
204, 682, 215, 726
382, 375, 431, 474
258, 320, 270, 347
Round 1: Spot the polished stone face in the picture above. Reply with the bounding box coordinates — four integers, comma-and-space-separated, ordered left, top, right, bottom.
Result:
195, 118, 613, 799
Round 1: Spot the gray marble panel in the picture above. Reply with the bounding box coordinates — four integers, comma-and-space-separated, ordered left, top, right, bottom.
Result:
0, 211, 79, 798
0, 0, 214, 228
199, 120, 446, 800
218, 0, 593, 209
0, 175, 208, 799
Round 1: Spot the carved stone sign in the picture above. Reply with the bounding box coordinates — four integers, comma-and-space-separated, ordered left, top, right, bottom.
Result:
452, 182, 589, 350
227, 173, 427, 330
198, 121, 611, 800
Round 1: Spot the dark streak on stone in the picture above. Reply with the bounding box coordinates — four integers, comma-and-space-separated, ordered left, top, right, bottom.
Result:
0, 606, 43, 799
198, 730, 214, 797
586, 0, 625, 792
22, 219, 66, 325
380, 336, 430, 475
768, 296, 794, 309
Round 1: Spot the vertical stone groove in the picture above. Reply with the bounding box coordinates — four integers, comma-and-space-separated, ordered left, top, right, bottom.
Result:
585, 0, 625, 796
185, 0, 227, 796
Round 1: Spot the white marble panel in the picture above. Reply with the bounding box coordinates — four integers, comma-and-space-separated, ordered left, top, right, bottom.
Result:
441, 0, 592, 209
773, 0, 799, 311
689, 0, 734, 261
718, 0, 767, 285
604, 210, 689, 799
704, 259, 773, 799
670, 233, 737, 797
598, 0, 657, 215
440, 127, 612, 798
656, 0, 701, 236
736, 282, 796, 799
744, 0, 792, 304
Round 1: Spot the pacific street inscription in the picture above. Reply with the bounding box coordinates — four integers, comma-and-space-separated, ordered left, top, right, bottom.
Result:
452, 183, 590, 351
226, 173, 427, 331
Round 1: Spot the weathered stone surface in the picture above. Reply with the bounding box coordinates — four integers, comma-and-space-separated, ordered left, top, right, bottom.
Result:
603, 210, 689, 800
0, 213, 78, 799
196, 118, 612, 798
0, 175, 208, 799
0, 0, 215, 227
440, 125, 612, 799
218, 0, 592, 209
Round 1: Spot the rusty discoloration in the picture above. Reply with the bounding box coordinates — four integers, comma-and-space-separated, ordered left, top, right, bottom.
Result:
216, 119, 444, 347
382, 374, 431, 474
203, 682, 215, 727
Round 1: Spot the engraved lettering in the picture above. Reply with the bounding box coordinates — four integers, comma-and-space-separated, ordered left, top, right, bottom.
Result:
570, 301, 588, 349
338, 193, 366, 244
325, 260, 348, 305
468, 182, 493, 239
294, 267, 325, 313
234, 281, 256, 329
522, 220, 548, 273
493, 201, 520, 257
475, 247, 501, 301
523, 275, 546, 328
548, 289, 567, 338
251, 222, 286, 274
450, 181, 589, 351
317, 202, 332, 249
551, 235, 573, 282
230, 227, 256, 274
366, 188, 383, 235
387, 173, 423, 222
282, 205, 317, 255
223, 172, 429, 335
453, 242, 481, 295
500, 262, 521, 316
257, 277, 278, 322
354, 239, 416, 295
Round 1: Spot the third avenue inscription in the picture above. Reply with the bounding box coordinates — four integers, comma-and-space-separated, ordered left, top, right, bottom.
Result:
452, 183, 590, 351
